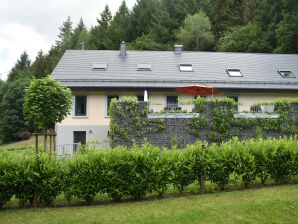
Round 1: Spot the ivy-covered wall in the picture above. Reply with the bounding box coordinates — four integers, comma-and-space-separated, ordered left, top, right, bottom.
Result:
110, 98, 298, 148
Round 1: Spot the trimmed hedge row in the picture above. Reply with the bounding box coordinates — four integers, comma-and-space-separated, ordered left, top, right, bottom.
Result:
0, 137, 297, 207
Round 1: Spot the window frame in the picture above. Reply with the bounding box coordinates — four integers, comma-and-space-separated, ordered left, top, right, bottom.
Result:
137, 64, 152, 71
226, 69, 243, 77
179, 64, 193, 72
278, 70, 295, 78
74, 95, 87, 117
92, 63, 108, 71
165, 95, 179, 111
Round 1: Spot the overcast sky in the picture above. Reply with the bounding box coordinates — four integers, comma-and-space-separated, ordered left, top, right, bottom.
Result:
0, 0, 136, 80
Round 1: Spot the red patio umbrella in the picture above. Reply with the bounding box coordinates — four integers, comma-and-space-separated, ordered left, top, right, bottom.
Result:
175, 84, 220, 96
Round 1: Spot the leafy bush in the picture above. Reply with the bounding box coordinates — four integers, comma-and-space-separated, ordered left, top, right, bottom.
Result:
266, 139, 297, 184
170, 149, 196, 193
64, 151, 106, 204
206, 144, 233, 190
0, 157, 15, 208
0, 137, 297, 208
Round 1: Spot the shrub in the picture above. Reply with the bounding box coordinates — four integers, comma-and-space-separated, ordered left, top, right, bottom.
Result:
64, 151, 106, 204
250, 139, 271, 184
170, 149, 196, 193
206, 144, 234, 190
0, 137, 297, 208
12, 155, 37, 207
37, 155, 64, 206
233, 145, 256, 188
104, 147, 132, 200
0, 157, 15, 208
266, 140, 295, 184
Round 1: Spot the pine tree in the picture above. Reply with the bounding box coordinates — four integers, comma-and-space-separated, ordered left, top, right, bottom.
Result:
56, 16, 73, 51
71, 18, 89, 49
31, 50, 47, 79
7, 51, 32, 82
89, 5, 112, 49
108, 1, 131, 49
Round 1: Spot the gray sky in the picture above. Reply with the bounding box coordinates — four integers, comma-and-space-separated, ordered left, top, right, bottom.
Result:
0, 0, 136, 80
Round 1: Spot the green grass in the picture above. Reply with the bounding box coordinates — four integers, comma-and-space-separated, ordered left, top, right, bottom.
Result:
0, 136, 54, 150
0, 185, 297, 224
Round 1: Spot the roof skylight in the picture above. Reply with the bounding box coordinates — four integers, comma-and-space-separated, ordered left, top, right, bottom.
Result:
227, 69, 243, 77
279, 70, 295, 78
92, 63, 108, 71
179, 64, 193, 72
137, 64, 152, 71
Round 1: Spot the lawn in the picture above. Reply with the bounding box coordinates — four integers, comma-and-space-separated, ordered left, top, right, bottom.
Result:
0, 185, 297, 224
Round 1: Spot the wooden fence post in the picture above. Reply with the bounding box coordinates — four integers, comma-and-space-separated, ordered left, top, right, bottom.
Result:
49, 130, 52, 157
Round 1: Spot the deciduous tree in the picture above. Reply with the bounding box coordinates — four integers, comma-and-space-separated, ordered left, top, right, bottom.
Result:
176, 11, 214, 51
216, 23, 272, 53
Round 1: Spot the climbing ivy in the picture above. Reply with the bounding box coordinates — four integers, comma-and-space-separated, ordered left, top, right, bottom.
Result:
109, 97, 165, 147
208, 98, 237, 142
110, 97, 298, 147
193, 97, 206, 113
190, 116, 208, 137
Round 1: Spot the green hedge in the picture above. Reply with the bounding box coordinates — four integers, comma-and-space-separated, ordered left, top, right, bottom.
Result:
0, 137, 297, 208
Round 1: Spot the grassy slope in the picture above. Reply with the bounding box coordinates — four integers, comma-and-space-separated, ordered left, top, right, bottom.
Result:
0, 185, 297, 224
0, 136, 52, 150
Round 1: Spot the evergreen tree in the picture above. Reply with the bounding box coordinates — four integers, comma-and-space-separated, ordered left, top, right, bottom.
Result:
129, 0, 166, 41
255, 0, 283, 49
108, 1, 131, 49
56, 16, 73, 51
274, 13, 298, 53
209, 0, 246, 37
71, 18, 89, 50
7, 51, 31, 82
243, 0, 259, 23
43, 17, 74, 75
0, 78, 32, 143
89, 5, 112, 49
31, 50, 47, 79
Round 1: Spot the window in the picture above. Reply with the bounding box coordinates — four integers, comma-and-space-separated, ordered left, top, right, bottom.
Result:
92, 63, 108, 71
75, 96, 87, 116
137, 95, 144, 101
165, 96, 180, 111
279, 70, 295, 78
227, 96, 239, 111
73, 131, 86, 151
227, 69, 243, 77
137, 64, 151, 71
107, 95, 119, 116
179, 64, 193, 72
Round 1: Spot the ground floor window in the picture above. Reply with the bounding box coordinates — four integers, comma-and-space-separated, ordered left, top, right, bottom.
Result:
73, 131, 86, 151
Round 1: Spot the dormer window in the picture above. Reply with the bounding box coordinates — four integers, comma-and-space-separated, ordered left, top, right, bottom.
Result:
137, 64, 151, 71
179, 64, 193, 72
92, 63, 108, 71
279, 70, 295, 78
227, 69, 243, 77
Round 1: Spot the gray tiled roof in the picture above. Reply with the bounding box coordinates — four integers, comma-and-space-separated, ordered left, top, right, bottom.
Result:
52, 50, 298, 90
